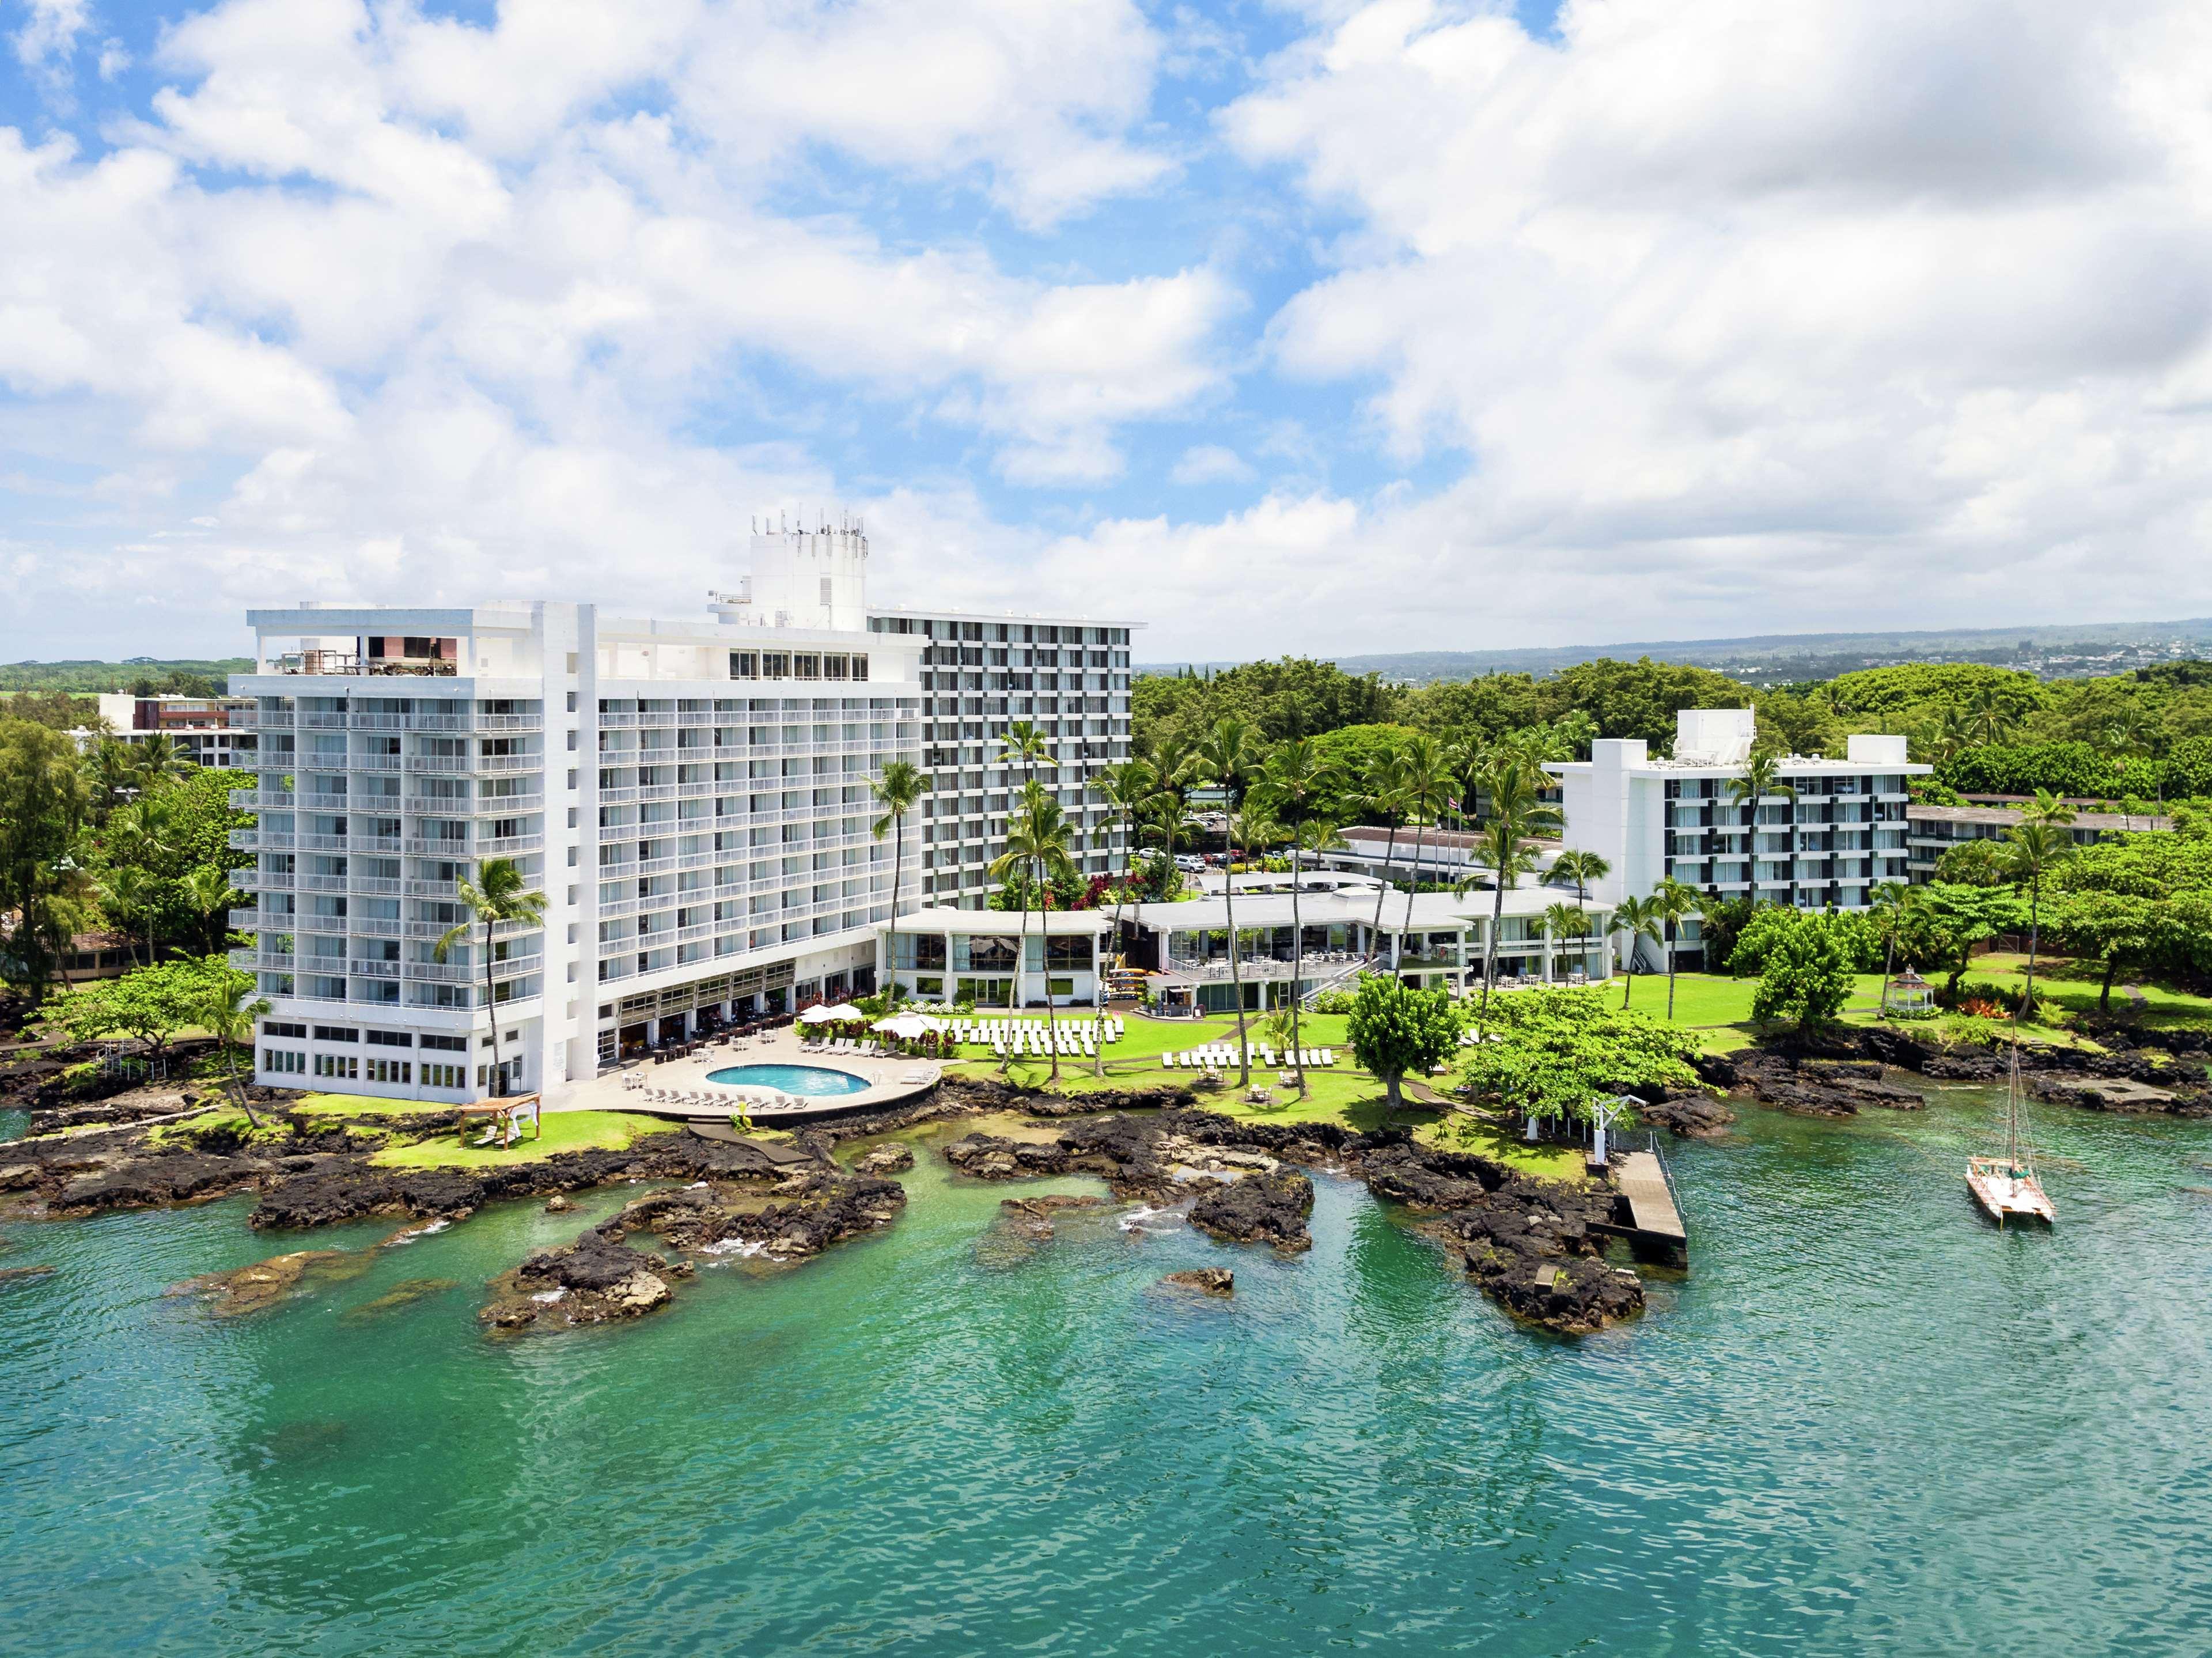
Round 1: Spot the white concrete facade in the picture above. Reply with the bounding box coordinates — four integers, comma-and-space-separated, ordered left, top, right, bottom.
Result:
878, 906, 1111, 1008
229, 528, 1131, 1104
1549, 709, 1929, 968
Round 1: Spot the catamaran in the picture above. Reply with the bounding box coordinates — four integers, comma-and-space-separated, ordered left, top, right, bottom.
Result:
1967, 1048, 2055, 1227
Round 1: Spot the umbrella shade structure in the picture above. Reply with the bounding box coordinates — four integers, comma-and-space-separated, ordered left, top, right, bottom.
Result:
873, 1013, 943, 1039
795, 1005, 842, 1025
824, 1002, 866, 1022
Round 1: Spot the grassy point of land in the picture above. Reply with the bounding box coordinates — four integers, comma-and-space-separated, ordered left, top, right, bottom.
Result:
1416, 1114, 1589, 1183
369, 1110, 662, 1169
292, 1092, 471, 1118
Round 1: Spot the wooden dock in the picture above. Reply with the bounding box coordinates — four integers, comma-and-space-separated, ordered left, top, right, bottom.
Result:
1612, 1149, 1687, 1267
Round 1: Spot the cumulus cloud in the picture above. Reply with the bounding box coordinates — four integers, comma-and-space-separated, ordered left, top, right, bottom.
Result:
11, 0, 89, 79
1171, 444, 1255, 484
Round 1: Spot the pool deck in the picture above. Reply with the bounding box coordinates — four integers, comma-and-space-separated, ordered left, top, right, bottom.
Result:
552, 1026, 946, 1126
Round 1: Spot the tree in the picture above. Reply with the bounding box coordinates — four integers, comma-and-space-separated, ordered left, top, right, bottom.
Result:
1727, 748, 1796, 833
1867, 881, 1918, 1015
1543, 900, 1590, 982
1362, 746, 1415, 945
179, 862, 240, 958
1344, 974, 1463, 1119
1611, 895, 1662, 1008
100, 863, 157, 970
990, 781, 1078, 1080
0, 719, 90, 1000
1749, 913, 1856, 1029
1395, 730, 1461, 938
1089, 758, 1161, 1075
1256, 738, 1342, 1096
195, 962, 271, 1129
1187, 717, 1263, 1086
869, 759, 925, 1008
433, 857, 547, 1096
1934, 838, 2009, 887
995, 722, 1058, 1019
1650, 876, 1704, 1021
1458, 749, 1562, 1025
136, 733, 192, 786
1456, 987, 1704, 1139
1546, 849, 1610, 904
2005, 792, 2077, 1023
2041, 889, 2158, 1012
1908, 884, 2024, 998
50, 955, 219, 1065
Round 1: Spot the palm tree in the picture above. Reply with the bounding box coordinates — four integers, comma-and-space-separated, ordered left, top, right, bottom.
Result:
180, 863, 240, 957
1257, 738, 1343, 1093
1868, 881, 1918, 1015
135, 733, 192, 786
1651, 876, 1703, 1020
85, 738, 140, 820
1457, 751, 1563, 1027
1611, 894, 1663, 1008
1542, 900, 1590, 982
1188, 717, 1263, 1087
995, 721, 1058, 1016
2006, 791, 2078, 1023
1962, 682, 2017, 748
200, 973, 273, 1130
1089, 759, 1159, 1075
989, 782, 1077, 1081
1397, 731, 1461, 939
1546, 849, 1611, 904
1363, 747, 1415, 951
433, 857, 547, 1096
100, 864, 156, 968
1727, 749, 1796, 833
869, 759, 925, 1006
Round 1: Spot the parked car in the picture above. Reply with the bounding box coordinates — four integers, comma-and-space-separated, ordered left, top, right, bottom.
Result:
1173, 854, 1205, 873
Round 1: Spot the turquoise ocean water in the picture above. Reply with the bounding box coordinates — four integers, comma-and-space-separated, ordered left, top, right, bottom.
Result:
4, 1087, 2211, 1655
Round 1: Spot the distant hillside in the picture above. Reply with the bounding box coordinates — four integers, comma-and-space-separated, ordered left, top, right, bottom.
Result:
0, 658, 253, 694
1142, 618, 2212, 686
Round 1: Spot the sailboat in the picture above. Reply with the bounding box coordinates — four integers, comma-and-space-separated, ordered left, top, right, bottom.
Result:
1966, 1047, 2055, 1227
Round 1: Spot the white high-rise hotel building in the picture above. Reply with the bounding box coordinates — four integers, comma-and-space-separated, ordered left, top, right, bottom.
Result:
229, 525, 1135, 1103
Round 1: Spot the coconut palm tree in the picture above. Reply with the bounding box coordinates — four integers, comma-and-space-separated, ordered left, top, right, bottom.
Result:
99, 864, 155, 968
988, 782, 1077, 1081
1088, 758, 1160, 1074
1457, 751, 1563, 1028
1727, 749, 1796, 832
1611, 894, 1663, 1008
1542, 900, 1590, 982
1651, 876, 1704, 1021
1546, 849, 1611, 905
180, 863, 241, 957
1188, 716, 1263, 1087
199, 970, 273, 1130
433, 857, 547, 1096
869, 759, 925, 1006
1397, 730, 1461, 938
994, 721, 1058, 1015
84, 738, 140, 821
1257, 739, 1343, 1092
2006, 790, 2078, 1023
1363, 747, 1415, 949
1868, 881, 1918, 1015
1961, 682, 2018, 748
135, 733, 193, 786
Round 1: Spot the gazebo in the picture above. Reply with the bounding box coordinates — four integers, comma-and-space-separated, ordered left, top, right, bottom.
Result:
1887, 970, 1935, 1017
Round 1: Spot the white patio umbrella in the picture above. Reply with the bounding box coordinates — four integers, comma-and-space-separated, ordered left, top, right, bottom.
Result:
824, 1002, 866, 1021
873, 1013, 943, 1039
795, 1004, 842, 1025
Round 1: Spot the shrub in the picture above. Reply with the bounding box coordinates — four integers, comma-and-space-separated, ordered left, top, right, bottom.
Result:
1749, 914, 1857, 1028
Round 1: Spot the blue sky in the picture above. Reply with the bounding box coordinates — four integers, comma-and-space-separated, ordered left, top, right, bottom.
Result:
2, 0, 2207, 664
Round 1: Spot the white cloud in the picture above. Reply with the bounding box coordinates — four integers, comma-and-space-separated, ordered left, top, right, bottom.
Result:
11, 0, 89, 79
1171, 443, 1255, 484
1206, 0, 2212, 647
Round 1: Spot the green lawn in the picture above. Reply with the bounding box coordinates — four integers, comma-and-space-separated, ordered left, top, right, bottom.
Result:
1959, 952, 2212, 1026
369, 1110, 662, 1169
291, 1092, 468, 1118
1416, 1112, 1588, 1182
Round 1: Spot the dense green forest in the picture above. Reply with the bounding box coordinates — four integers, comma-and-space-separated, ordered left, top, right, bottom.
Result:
0, 659, 249, 696
1135, 656, 2212, 801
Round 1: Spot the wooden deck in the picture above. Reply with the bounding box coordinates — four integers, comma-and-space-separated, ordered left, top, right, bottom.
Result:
1613, 1149, 1687, 1266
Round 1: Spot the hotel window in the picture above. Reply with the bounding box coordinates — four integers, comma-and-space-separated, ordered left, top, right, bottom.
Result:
261, 1049, 305, 1074
366, 1058, 411, 1084
793, 653, 820, 680
421, 1062, 465, 1089
823, 654, 849, 680
730, 651, 759, 680
313, 1054, 359, 1080
762, 652, 790, 679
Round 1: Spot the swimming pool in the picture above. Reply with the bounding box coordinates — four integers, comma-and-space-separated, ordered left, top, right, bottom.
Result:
705, 1063, 872, 1097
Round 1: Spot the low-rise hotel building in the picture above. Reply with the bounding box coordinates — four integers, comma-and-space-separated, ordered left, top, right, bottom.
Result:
1550, 708, 1928, 969
228, 525, 1132, 1103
